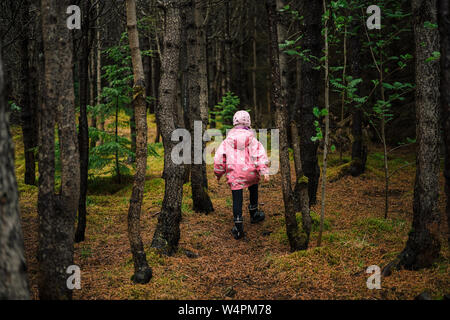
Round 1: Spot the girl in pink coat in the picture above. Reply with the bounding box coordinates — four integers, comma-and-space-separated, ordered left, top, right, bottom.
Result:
214, 110, 270, 239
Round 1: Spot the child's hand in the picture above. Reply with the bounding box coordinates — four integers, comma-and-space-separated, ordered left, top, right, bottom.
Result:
264, 175, 270, 182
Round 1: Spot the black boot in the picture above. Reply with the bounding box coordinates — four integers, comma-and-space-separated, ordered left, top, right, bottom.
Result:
249, 204, 265, 224
231, 218, 244, 239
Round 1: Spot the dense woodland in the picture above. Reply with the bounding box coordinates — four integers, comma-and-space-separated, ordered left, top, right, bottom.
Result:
0, 0, 449, 300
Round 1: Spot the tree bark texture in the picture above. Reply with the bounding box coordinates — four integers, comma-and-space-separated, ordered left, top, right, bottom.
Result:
125, 0, 152, 284
39, 0, 80, 300
0, 47, 30, 300
151, 0, 186, 256
267, 0, 309, 252
439, 0, 450, 246
383, 0, 441, 274
299, 0, 322, 206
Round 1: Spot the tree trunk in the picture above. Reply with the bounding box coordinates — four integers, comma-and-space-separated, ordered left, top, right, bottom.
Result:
75, 0, 91, 243
19, 0, 38, 186
266, 0, 309, 252
90, 1, 101, 149
299, 0, 322, 206
439, 0, 450, 246
125, 0, 152, 284
252, 12, 259, 126
151, 0, 185, 256
224, 0, 232, 93
0, 48, 30, 300
39, 0, 80, 299
383, 0, 441, 275
317, 0, 330, 247
184, 0, 214, 214
291, 121, 312, 245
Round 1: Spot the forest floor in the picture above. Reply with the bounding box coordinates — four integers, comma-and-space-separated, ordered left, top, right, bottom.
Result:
12, 115, 449, 300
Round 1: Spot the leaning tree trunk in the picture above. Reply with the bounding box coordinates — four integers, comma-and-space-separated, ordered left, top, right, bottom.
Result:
125, 0, 152, 284
299, 0, 322, 206
383, 0, 441, 275
75, 0, 91, 243
266, 0, 309, 251
151, 0, 185, 256
349, 15, 367, 177
439, 0, 450, 246
39, 0, 81, 299
0, 48, 30, 300
185, 0, 214, 214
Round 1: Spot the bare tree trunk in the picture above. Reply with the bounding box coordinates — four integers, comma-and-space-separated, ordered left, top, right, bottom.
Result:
318, 0, 330, 247
151, 0, 185, 256
224, 0, 232, 92
75, 0, 91, 243
266, 0, 309, 251
39, 0, 80, 299
439, 0, 450, 246
90, 1, 101, 149
125, 0, 152, 284
252, 12, 258, 126
19, 0, 38, 186
383, 0, 441, 275
0, 48, 30, 300
299, 0, 322, 206
184, 0, 214, 213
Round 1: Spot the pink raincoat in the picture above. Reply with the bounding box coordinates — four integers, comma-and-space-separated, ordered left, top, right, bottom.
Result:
214, 128, 269, 190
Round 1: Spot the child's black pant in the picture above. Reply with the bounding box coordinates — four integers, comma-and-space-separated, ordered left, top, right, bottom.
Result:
232, 183, 258, 222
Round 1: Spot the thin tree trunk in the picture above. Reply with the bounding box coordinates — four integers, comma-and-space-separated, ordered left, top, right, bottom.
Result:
19, 0, 38, 186
318, 0, 330, 247
224, 0, 232, 92
252, 12, 258, 126
126, 0, 152, 284
299, 0, 322, 206
339, 24, 347, 162
383, 0, 441, 275
75, 0, 91, 243
439, 0, 450, 246
266, 0, 309, 252
39, 0, 80, 299
0, 48, 30, 300
151, 0, 185, 256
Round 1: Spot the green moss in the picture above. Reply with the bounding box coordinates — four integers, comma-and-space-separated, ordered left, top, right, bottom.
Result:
297, 175, 309, 185
297, 211, 331, 232
327, 162, 352, 182
271, 211, 331, 245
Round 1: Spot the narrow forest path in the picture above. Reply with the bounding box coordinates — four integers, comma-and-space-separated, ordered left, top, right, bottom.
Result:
13, 122, 449, 300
